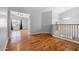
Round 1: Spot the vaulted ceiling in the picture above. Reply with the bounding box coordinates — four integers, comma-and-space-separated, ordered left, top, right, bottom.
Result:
60, 7, 79, 18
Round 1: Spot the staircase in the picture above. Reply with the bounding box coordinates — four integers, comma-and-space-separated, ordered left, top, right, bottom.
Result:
53, 24, 79, 44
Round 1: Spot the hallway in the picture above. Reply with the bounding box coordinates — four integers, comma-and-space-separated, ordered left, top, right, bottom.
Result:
6, 30, 79, 51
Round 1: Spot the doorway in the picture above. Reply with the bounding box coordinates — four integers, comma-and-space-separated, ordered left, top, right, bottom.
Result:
9, 11, 30, 42
11, 19, 21, 31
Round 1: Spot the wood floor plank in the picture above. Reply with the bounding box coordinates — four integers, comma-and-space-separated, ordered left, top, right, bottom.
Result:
6, 30, 79, 51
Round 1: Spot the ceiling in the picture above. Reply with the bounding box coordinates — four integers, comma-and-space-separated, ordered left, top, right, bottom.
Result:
10, 7, 73, 13
9, 7, 74, 16
53, 7, 73, 14
60, 7, 79, 18
9, 7, 52, 13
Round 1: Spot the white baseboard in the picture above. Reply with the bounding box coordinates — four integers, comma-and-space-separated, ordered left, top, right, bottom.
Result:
3, 37, 9, 51
31, 32, 51, 35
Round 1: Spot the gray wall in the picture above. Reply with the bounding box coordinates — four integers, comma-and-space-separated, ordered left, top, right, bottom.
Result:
0, 8, 8, 51
42, 11, 52, 33
30, 12, 42, 33
30, 11, 52, 34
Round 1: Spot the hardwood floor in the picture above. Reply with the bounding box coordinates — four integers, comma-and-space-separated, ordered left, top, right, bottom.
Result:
6, 30, 79, 51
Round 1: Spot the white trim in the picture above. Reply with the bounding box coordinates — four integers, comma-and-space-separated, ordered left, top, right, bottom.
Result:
53, 35, 79, 44
3, 37, 9, 51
